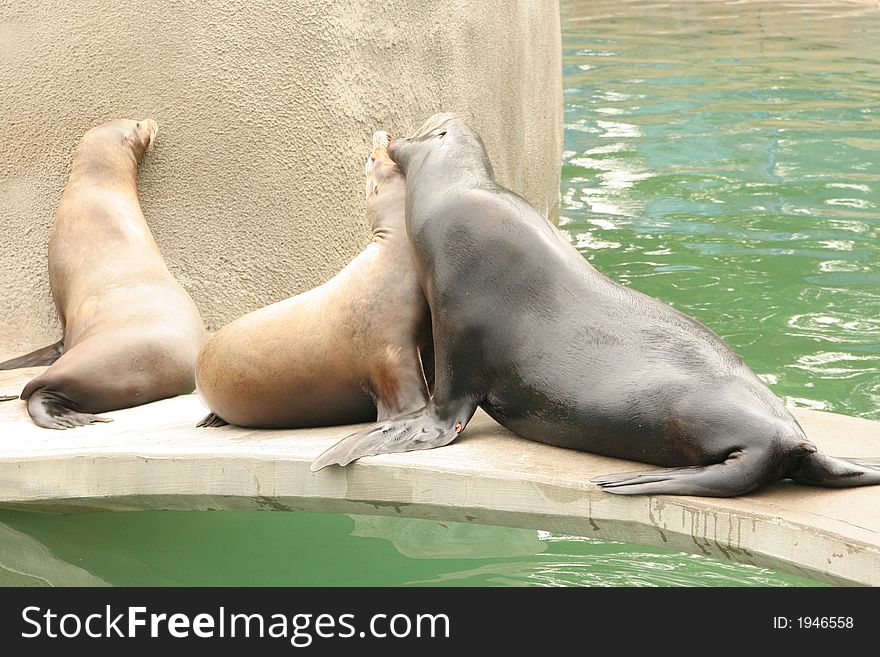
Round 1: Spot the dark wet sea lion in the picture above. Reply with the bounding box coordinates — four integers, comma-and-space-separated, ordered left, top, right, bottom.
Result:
311, 113, 880, 497
194, 132, 432, 429
0, 119, 207, 428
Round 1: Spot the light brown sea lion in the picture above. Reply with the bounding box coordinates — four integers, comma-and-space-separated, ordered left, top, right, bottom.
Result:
0, 119, 207, 428
194, 131, 432, 429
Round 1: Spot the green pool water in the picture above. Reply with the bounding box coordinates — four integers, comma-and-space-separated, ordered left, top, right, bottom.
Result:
3, 0, 878, 587
561, 0, 880, 420
0, 510, 820, 587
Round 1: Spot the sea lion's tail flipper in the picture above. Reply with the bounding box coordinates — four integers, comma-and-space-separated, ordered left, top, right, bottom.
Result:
310, 403, 473, 472
591, 449, 773, 497
787, 452, 880, 487
197, 412, 229, 428
26, 389, 112, 430
0, 340, 64, 370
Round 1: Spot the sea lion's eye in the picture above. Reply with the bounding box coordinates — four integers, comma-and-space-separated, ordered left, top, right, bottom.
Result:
437, 131, 447, 139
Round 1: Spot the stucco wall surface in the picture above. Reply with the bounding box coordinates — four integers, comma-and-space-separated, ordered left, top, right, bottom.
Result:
0, 0, 562, 357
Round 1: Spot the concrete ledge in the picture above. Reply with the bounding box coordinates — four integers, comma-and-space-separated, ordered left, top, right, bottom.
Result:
1, 367, 879, 586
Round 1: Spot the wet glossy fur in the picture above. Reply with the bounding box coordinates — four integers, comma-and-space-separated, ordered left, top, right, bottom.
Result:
311, 114, 880, 496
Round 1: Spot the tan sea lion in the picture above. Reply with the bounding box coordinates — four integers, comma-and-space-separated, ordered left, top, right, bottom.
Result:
195, 131, 432, 429
0, 119, 207, 428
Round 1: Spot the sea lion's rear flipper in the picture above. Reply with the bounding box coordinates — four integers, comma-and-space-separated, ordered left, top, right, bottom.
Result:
788, 452, 880, 487
27, 389, 112, 430
0, 340, 64, 370
196, 412, 229, 428
0, 395, 17, 402
310, 403, 474, 472
591, 449, 769, 497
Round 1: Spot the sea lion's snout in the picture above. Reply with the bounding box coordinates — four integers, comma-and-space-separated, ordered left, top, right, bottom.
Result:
365, 131, 400, 198
372, 131, 390, 151
137, 119, 159, 151
369, 131, 393, 164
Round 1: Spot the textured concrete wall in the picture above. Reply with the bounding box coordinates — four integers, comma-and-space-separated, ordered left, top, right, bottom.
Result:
0, 0, 562, 358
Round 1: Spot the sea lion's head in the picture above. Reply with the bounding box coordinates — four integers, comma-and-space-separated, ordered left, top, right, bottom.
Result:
388, 113, 493, 180
128, 119, 159, 156
365, 131, 403, 199
78, 119, 159, 164
365, 131, 406, 234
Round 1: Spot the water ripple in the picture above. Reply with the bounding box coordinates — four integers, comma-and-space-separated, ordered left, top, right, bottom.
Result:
412, 532, 818, 587
562, 0, 880, 420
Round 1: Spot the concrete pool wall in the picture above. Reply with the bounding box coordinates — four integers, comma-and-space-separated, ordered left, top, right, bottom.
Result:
0, 0, 562, 356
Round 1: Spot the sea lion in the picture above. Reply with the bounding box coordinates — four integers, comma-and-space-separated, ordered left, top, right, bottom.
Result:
194, 131, 432, 429
0, 119, 207, 428
310, 113, 880, 497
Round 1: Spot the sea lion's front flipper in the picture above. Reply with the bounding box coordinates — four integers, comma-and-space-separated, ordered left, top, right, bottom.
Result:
0, 340, 64, 370
196, 412, 229, 428
788, 453, 880, 487
591, 449, 770, 497
310, 402, 476, 472
27, 390, 112, 430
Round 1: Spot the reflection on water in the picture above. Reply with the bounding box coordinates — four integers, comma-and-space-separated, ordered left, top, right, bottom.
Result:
0, 521, 107, 587
350, 516, 547, 559
0, 512, 820, 587
561, 0, 880, 419
412, 532, 810, 587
